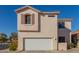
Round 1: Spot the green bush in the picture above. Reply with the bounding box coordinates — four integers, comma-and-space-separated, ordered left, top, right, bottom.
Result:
71, 43, 75, 48
9, 43, 17, 51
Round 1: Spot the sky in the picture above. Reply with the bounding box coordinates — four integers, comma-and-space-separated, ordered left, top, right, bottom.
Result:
0, 5, 79, 36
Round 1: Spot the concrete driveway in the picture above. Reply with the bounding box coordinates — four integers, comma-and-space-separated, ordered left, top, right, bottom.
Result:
66, 48, 79, 53
0, 48, 79, 53
20, 48, 79, 53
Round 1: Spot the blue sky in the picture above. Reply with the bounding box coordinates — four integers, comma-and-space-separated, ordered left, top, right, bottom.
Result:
0, 5, 79, 36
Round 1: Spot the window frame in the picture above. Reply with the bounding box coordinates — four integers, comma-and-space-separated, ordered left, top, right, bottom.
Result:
24, 14, 32, 25
58, 22, 65, 29
21, 14, 33, 25
48, 13, 55, 17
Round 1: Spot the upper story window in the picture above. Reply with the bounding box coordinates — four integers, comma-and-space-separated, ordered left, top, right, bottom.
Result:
48, 15, 55, 17
48, 14, 55, 17
24, 15, 31, 24
58, 22, 65, 29
21, 14, 35, 25
21, 14, 31, 24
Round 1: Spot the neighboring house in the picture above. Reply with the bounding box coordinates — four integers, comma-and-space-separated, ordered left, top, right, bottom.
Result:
16, 6, 71, 51
72, 30, 79, 48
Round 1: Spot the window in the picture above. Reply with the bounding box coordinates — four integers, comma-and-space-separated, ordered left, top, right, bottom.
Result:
58, 22, 65, 28
48, 15, 55, 17
48, 14, 55, 17
24, 15, 31, 24
25, 15, 31, 24
58, 37, 65, 43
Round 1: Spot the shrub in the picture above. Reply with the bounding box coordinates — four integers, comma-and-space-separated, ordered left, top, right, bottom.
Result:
71, 43, 75, 48
9, 43, 17, 51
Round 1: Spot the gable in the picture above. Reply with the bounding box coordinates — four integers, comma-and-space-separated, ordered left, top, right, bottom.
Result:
16, 6, 40, 14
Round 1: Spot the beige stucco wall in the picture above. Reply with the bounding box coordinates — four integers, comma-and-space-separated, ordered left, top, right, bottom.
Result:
17, 9, 39, 31
58, 43, 67, 51
17, 9, 58, 51
65, 21, 71, 48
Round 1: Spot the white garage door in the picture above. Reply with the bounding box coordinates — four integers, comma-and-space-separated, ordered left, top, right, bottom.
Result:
24, 38, 53, 51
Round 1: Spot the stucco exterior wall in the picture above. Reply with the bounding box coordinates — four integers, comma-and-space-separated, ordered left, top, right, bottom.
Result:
17, 9, 58, 51
65, 21, 71, 48
58, 43, 67, 51
17, 9, 39, 31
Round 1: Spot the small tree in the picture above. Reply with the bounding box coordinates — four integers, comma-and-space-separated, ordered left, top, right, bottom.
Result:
0, 33, 8, 42
9, 32, 18, 51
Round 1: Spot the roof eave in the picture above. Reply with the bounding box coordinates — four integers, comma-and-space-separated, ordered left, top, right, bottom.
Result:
40, 11, 60, 15
15, 5, 41, 14
58, 18, 72, 22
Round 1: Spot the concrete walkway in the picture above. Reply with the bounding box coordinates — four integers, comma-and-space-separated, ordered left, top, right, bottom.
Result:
0, 49, 9, 53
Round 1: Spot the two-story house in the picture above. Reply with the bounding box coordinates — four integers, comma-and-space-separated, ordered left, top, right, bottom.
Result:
16, 6, 71, 52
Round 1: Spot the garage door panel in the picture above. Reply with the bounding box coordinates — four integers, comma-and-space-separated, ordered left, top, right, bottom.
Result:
25, 39, 53, 50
